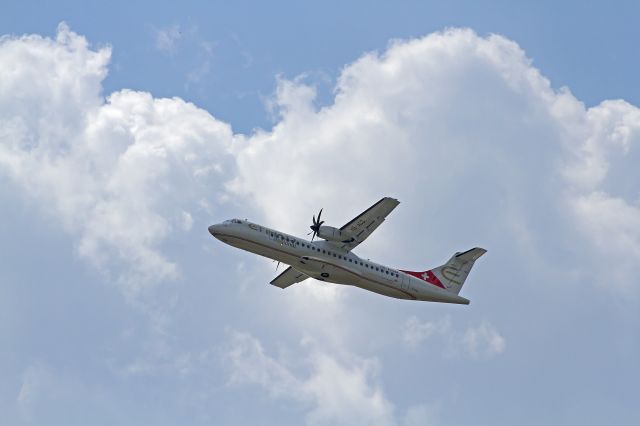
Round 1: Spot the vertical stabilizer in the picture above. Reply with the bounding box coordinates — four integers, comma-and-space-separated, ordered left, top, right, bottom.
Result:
431, 248, 486, 294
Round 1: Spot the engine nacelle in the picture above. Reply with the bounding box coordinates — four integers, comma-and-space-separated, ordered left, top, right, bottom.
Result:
317, 225, 347, 242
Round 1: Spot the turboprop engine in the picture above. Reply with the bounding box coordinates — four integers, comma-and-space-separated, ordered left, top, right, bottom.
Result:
308, 208, 350, 243
316, 225, 346, 242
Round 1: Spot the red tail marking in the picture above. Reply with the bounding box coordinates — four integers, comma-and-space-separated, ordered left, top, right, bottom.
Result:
400, 269, 445, 289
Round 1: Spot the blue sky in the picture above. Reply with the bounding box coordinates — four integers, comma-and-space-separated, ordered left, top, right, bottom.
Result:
3, 0, 639, 134
2, 2, 640, 425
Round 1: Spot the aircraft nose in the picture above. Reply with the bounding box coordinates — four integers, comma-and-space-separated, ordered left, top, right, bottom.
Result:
208, 224, 220, 236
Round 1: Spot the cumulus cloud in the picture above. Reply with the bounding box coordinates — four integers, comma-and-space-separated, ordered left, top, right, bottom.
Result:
3, 22, 640, 426
226, 330, 398, 426
228, 29, 640, 294
0, 23, 235, 298
225, 330, 301, 399
4, 24, 640, 300
564, 100, 640, 289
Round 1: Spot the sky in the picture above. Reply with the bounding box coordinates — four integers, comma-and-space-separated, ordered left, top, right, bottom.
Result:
1, 1, 640, 425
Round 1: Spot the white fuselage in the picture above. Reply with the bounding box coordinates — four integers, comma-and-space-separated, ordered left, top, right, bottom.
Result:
208, 219, 469, 304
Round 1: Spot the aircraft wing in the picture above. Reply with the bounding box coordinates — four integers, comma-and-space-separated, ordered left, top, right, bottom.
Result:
270, 266, 309, 289
336, 197, 400, 251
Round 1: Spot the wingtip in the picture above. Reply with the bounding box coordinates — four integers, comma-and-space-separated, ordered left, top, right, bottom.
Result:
383, 197, 400, 207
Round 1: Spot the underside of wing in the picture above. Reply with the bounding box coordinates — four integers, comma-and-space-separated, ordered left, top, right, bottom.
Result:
296, 255, 363, 283
337, 197, 400, 251
270, 266, 309, 289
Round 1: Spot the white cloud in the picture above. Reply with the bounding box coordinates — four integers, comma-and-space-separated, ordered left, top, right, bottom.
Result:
4, 24, 640, 301
402, 403, 441, 426
402, 316, 451, 348
228, 29, 640, 293
179, 210, 194, 231
563, 100, 640, 290
303, 352, 395, 426
3, 22, 640, 425
152, 24, 215, 89
17, 363, 52, 409
462, 321, 506, 359
225, 329, 396, 426
225, 330, 447, 426
186, 58, 211, 85
0, 25, 235, 299
225, 330, 301, 399
401, 316, 506, 360
154, 24, 183, 52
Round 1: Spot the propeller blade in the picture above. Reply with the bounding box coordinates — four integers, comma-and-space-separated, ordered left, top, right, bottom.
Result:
309, 207, 324, 242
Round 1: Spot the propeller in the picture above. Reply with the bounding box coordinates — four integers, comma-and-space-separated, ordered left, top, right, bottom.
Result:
308, 208, 324, 241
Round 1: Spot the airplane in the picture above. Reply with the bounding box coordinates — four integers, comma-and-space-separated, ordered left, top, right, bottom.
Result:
208, 197, 486, 304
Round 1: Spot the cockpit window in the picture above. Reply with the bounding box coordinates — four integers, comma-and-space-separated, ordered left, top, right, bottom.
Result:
231, 219, 243, 224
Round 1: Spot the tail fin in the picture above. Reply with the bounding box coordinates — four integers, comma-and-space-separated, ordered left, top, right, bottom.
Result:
432, 248, 486, 294
401, 248, 486, 295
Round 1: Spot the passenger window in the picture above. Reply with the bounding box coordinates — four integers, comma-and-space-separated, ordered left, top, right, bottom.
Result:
333, 254, 337, 257
349, 259, 352, 262
338, 255, 342, 259
322, 250, 326, 254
